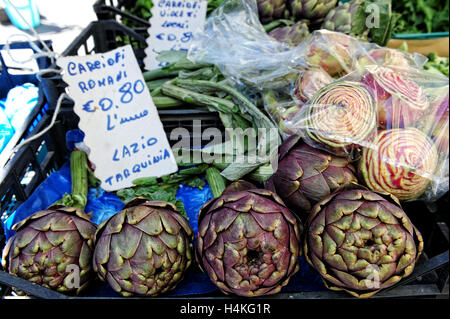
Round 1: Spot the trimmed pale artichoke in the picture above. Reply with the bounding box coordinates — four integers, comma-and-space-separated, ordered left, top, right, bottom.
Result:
306, 32, 354, 76
269, 21, 310, 46
266, 135, 357, 213
289, 0, 338, 21
358, 49, 412, 69
359, 128, 438, 201
196, 181, 302, 297
362, 66, 429, 129
257, 0, 290, 24
93, 198, 193, 297
294, 68, 333, 103
305, 81, 377, 158
2, 206, 97, 295
305, 188, 424, 298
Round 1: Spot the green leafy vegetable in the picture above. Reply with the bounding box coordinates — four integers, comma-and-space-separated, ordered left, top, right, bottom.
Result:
116, 165, 210, 219
393, 0, 449, 34
424, 53, 449, 77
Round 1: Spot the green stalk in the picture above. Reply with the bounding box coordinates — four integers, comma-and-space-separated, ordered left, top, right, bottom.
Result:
247, 164, 274, 183
143, 69, 180, 81
55, 151, 89, 210
152, 96, 184, 108
206, 167, 228, 198
263, 19, 295, 32
151, 86, 163, 97
146, 78, 172, 91
162, 81, 239, 114
173, 79, 275, 127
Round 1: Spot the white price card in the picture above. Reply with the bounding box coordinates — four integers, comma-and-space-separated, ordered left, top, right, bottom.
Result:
57, 45, 178, 191
144, 0, 207, 70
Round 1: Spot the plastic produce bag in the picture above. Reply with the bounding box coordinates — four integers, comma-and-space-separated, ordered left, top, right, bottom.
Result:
188, 0, 449, 202
285, 69, 379, 159
285, 65, 449, 202
189, 0, 426, 89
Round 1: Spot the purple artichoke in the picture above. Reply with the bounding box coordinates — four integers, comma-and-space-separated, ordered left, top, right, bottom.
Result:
267, 135, 357, 214
257, 0, 290, 24
196, 181, 302, 297
93, 198, 194, 297
269, 21, 311, 47
305, 189, 424, 298
2, 206, 97, 295
289, 0, 338, 21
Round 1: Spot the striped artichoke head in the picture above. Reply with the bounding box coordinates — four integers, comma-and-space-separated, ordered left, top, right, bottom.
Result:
305, 189, 423, 298
289, 0, 338, 21
304, 80, 377, 158
93, 198, 194, 297
196, 181, 302, 297
1, 205, 97, 295
257, 0, 290, 24
266, 135, 357, 214
269, 21, 310, 47
359, 128, 439, 201
362, 66, 430, 129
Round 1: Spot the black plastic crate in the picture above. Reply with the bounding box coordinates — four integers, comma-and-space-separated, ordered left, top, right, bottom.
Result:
93, 0, 151, 33
0, 40, 54, 217
62, 20, 148, 70
59, 19, 224, 148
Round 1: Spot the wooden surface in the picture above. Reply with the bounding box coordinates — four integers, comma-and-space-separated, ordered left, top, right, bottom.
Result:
388, 37, 449, 57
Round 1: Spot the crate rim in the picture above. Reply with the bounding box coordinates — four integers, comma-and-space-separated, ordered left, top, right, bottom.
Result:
0, 250, 448, 299
93, 0, 151, 28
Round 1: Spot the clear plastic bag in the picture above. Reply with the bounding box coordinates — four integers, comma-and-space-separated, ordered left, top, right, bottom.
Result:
189, 0, 426, 88
285, 69, 380, 159
285, 66, 449, 202
188, 0, 449, 202
189, 0, 304, 88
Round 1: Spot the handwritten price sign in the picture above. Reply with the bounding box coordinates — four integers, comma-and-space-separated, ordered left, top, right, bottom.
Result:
144, 0, 207, 70
57, 45, 178, 191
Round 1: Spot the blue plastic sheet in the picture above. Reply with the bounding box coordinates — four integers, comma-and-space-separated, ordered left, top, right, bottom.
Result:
3, 129, 325, 296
